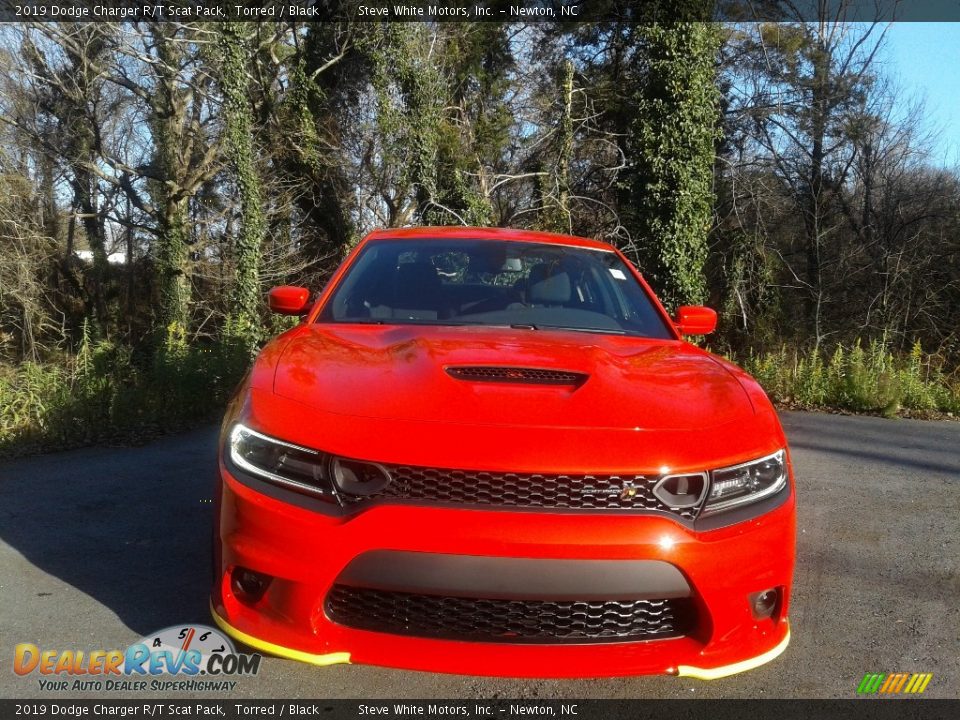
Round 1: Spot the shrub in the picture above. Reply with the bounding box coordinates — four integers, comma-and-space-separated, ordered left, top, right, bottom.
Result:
0, 334, 249, 457
738, 340, 960, 417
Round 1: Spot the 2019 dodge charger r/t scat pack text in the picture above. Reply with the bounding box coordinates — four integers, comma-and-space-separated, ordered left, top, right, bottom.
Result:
211, 226, 795, 679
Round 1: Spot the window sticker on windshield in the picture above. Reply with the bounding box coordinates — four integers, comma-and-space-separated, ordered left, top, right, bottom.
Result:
609, 268, 627, 280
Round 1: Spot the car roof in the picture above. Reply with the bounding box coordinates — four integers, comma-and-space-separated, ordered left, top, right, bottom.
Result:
363, 226, 615, 251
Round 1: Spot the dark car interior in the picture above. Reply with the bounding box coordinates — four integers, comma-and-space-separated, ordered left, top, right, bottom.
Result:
320, 239, 672, 339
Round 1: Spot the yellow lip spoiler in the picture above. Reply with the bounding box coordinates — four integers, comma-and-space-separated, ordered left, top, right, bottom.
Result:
209, 600, 351, 667
211, 596, 787, 677
677, 623, 790, 680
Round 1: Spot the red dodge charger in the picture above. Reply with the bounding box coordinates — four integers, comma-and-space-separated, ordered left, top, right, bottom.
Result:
211, 227, 795, 678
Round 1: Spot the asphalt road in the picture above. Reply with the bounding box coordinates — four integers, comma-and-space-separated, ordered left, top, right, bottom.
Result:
1, 411, 957, 699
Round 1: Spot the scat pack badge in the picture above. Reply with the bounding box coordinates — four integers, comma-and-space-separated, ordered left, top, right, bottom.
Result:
13, 625, 261, 692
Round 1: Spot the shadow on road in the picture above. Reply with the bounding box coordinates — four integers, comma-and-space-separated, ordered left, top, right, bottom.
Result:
781, 410, 960, 477
788, 440, 960, 476
0, 426, 219, 635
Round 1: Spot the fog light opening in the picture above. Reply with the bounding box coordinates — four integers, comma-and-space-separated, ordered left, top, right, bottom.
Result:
331, 458, 392, 496
652, 472, 708, 509
750, 588, 781, 620
231, 567, 272, 604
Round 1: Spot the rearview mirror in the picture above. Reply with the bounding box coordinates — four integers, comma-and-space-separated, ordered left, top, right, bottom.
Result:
268, 286, 310, 315
675, 306, 717, 335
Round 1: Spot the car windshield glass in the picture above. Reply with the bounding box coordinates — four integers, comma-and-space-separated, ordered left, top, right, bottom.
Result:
317, 238, 672, 339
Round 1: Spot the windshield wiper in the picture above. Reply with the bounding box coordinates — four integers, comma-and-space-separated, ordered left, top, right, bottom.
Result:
536, 325, 627, 335
336, 319, 626, 336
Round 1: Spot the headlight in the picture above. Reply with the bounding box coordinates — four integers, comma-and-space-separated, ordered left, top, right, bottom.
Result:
701, 450, 787, 516
228, 423, 333, 498
227, 423, 394, 501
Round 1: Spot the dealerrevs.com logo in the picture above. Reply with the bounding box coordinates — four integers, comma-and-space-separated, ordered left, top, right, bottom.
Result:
13, 625, 260, 692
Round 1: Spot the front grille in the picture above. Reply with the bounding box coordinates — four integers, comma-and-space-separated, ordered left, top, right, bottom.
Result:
350, 466, 700, 519
325, 585, 692, 643
446, 366, 587, 386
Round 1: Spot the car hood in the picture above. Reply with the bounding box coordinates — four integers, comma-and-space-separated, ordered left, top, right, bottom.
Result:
272, 325, 754, 432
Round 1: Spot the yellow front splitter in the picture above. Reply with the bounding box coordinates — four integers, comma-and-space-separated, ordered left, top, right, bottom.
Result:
209, 600, 351, 667
211, 598, 787, 678
677, 623, 790, 680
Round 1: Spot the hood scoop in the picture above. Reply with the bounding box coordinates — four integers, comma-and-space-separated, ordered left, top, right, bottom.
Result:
446, 366, 588, 387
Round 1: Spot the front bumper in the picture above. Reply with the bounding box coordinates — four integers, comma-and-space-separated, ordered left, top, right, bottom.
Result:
212, 463, 795, 678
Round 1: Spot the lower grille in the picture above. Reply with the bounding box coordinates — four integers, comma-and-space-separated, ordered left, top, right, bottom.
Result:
325, 585, 692, 643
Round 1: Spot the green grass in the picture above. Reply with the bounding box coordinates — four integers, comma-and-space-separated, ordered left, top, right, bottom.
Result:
737, 340, 960, 418
0, 327, 249, 458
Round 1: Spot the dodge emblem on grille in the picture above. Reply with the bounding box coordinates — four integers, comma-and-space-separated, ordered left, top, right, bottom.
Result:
619, 483, 639, 501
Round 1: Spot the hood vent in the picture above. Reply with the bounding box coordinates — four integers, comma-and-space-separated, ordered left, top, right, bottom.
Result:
446, 366, 588, 386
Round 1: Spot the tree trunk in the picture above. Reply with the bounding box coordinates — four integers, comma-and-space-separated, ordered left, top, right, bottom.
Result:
149, 26, 194, 349
221, 22, 265, 355
156, 195, 190, 346
803, 31, 829, 348
625, 22, 720, 311
539, 60, 574, 233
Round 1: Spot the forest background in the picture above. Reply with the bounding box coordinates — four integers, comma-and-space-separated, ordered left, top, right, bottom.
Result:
2, 5, 959, 455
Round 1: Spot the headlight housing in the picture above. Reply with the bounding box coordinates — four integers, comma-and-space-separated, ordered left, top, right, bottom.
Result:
228, 423, 334, 498
700, 450, 787, 516
227, 423, 393, 501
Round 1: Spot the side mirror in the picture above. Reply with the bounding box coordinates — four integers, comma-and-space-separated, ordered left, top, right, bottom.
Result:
675, 305, 717, 335
268, 286, 310, 315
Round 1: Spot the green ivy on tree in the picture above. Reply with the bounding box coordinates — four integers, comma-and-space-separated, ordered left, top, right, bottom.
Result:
622, 22, 721, 311
220, 22, 265, 355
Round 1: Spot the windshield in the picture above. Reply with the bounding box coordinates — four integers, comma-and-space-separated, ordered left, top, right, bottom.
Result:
318, 238, 672, 339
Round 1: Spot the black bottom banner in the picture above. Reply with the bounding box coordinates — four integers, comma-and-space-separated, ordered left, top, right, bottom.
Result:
1, 700, 957, 720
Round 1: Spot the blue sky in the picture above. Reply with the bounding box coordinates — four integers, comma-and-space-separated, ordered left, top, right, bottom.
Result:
882, 22, 960, 165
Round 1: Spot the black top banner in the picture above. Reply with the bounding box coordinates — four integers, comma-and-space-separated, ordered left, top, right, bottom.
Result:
2, 0, 960, 23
